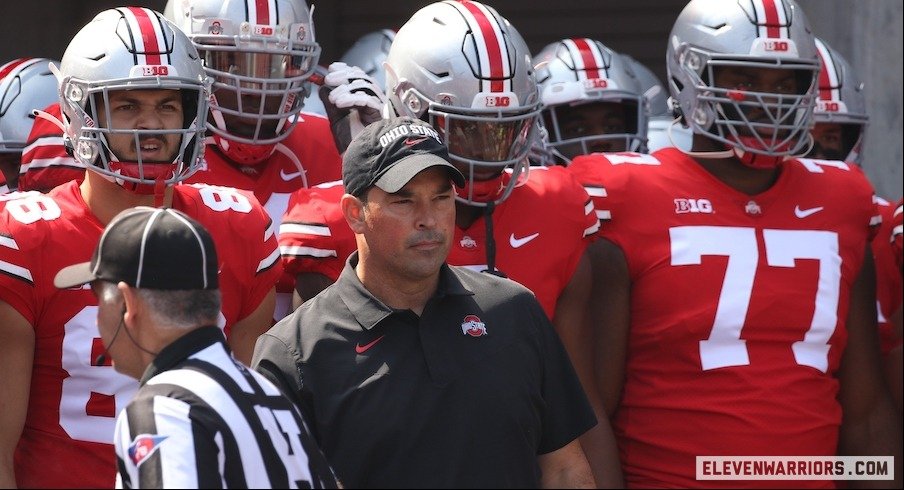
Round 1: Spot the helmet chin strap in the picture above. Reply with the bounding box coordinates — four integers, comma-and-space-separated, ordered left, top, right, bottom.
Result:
153, 176, 166, 208
671, 119, 735, 159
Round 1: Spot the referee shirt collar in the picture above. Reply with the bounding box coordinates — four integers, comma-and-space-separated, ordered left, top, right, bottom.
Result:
139, 325, 226, 385
337, 251, 474, 331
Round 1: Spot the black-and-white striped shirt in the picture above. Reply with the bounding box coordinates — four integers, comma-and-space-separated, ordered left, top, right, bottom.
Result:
114, 326, 337, 489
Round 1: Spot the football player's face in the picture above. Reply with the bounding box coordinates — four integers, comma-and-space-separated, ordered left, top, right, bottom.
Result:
712, 66, 805, 137
809, 122, 845, 160
553, 101, 629, 156
355, 167, 456, 281
97, 89, 185, 163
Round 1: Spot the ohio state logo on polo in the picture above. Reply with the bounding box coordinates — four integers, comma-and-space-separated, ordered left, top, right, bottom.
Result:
461, 314, 487, 337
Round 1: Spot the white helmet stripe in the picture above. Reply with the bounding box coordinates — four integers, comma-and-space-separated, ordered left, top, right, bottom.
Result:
752, 0, 790, 40
448, 0, 512, 93
120, 7, 168, 66
814, 38, 841, 102
248, 0, 278, 25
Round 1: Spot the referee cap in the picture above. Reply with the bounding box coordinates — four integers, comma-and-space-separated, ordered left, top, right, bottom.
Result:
343, 116, 465, 197
54, 206, 219, 291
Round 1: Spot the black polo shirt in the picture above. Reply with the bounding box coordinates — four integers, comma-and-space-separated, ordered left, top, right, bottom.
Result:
252, 252, 596, 488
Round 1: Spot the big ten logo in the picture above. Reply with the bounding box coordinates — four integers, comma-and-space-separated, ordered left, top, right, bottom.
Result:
674, 198, 714, 214
141, 65, 169, 76
583, 78, 609, 90
817, 101, 841, 112
485, 95, 510, 107
254, 25, 275, 36
763, 40, 789, 52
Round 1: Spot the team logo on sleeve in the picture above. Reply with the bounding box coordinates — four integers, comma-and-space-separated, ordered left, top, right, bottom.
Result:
461, 315, 488, 337
128, 434, 168, 467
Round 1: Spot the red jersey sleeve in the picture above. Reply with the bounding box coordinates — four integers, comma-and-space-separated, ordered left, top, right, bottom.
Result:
279, 182, 354, 282
18, 103, 86, 192
893, 198, 903, 272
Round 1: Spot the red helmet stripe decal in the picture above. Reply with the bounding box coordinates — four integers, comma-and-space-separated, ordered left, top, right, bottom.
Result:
454, 0, 510, 93
760, 0, 781, 38
814, 39, 840, 102
569, 38, 602, 80
752, 0, 790, 40
252, 0, 272, 25
124, 7, 165, 66
0, 58, 36, 82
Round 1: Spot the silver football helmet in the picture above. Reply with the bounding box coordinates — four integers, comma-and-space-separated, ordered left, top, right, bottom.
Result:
534, 38, 647, 162
58, 7, 209, 190
622, 54, 670, 118
385, 0, 540, 206
809, 37, 868, 165
340, 29, 395, 91
165, 0, 320, 165
0, 58, 60, 155
666, 0, 820, 166
620, 55, 694, 152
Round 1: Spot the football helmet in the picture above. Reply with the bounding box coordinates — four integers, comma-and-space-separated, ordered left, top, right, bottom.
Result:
534, 38, 647, 162
165, 0, 320, 165
385, 0, 540, 206
58, 7, 209, 192
0, 58, 60, 155
808, 38, 868, 165
666, 0, 820, 168
340, 29, 396, 91
620, 55, 694, 152
622, 54, 670, 118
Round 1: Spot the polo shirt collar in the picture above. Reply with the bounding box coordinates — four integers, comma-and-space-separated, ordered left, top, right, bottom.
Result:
337, 251, 474, 331
139, 325, 225, 386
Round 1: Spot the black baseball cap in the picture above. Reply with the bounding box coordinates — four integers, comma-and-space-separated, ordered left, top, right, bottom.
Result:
342, 116, 465, 197
54, 206, 219, 291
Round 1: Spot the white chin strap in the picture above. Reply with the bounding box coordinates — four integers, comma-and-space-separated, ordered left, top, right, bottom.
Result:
670, 118, 734, 160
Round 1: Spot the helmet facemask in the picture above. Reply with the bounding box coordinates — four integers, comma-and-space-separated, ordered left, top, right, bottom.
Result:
541, 98, 645, 162
679, 48, 818, 164
427, 100, 538, 207
62, 78, 208, 193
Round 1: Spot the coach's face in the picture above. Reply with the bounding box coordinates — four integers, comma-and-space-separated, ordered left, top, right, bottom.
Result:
348, 167, 456, 282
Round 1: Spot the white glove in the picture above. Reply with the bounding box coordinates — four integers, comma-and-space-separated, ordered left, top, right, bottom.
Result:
319, 62, 388, 152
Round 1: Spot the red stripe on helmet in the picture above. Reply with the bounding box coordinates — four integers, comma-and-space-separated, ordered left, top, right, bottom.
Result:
572, 38, 601, 80
254, 0, 271, 25
460, 1, 505, 93
816, 48, 833, 101
759, 0, 781, 39
129, 8, 162, 66
0, 58, 34, 82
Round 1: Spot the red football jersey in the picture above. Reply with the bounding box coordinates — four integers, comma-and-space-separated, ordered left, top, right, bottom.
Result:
892, 198, 903, 273
278, 167, 598, 319
18, 103, 87, 192
571, 148, 879, 488
0, 181, 282, 488
447, 166, 597, 318
279, 180, 357, 284
184, 113, 341, 320
873, 198, 904, 355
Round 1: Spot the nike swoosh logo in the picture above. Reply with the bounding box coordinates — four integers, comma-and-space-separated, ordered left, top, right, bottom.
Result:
509, 232, 540, 248
355, 335, 385, 354
280, 169, 304, 181
794, 205, 824, 218
404, 137, 428, 146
